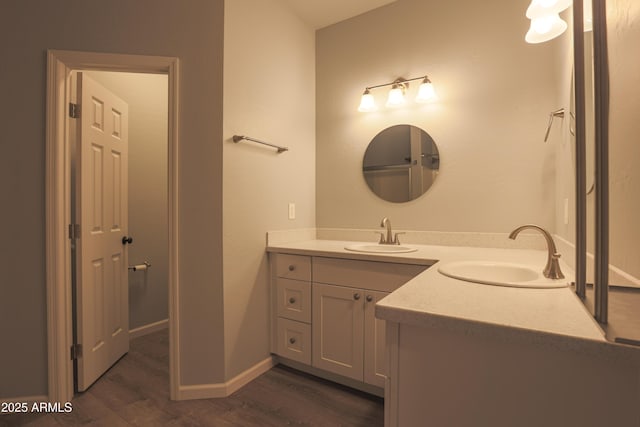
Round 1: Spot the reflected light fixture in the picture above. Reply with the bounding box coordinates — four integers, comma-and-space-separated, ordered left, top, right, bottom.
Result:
526, 0, 572, 19
524, 0, 571, 44
358, 75, 437, 112
525, 13, 568, 43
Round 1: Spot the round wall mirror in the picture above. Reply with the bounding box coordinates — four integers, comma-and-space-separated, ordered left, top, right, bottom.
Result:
363, 124, 440, 203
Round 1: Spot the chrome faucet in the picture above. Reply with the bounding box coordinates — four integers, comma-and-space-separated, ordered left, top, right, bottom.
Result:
379, 217, 401, 245
508, 224, 565, 280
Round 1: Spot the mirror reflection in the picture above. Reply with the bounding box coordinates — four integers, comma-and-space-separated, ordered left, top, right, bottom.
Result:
363, 125, 439, 203
584, 31, 595, 196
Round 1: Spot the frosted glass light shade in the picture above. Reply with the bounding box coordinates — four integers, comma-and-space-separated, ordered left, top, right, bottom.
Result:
525, 14, 568, 43
386, 85, 406, 107
416, 80, 437, 103
526, 0, 572, 19
358, 90, 377, 112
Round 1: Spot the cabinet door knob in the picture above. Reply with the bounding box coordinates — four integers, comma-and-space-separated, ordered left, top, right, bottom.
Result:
289, 337, 296, 344
366, 295, 373, 302
289, 297, 296, 304
288, 265, 295, 271
353, 293, 361, 300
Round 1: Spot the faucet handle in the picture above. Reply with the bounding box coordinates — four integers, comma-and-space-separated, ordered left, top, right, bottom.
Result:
393, 232, 405, 245
375, 232, 386, 244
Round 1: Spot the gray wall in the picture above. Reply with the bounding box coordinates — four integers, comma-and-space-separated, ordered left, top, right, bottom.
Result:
0, 0, 224, 398
87, 71, 169, 331
316, 0, 558, 232
222, 0, 316, 379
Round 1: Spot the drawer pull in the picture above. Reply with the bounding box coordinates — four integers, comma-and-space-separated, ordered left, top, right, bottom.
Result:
366, 295, 373, 302
289, 297, 296, 304
288, 265, 296, 271
353, 293, 361, 301
289, 337, 297, 344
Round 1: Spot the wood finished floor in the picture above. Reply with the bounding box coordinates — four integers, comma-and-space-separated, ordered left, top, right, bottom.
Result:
2, 330, 383, 427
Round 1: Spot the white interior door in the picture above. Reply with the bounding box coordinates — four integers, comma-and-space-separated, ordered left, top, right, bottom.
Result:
75, 72, 130, 391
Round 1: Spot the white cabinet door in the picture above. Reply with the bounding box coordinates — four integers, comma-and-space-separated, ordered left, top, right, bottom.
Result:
364, 290, 389, 388
76, 72, 130, 391
312, 283, 364, 381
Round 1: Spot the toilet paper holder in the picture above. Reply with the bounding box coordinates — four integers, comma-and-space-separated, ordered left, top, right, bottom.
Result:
128, 261, 152, 272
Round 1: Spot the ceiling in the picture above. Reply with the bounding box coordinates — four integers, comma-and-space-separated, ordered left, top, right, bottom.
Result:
279, 0, 398, 30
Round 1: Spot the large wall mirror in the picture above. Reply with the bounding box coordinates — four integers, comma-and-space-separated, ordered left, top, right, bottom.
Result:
362, 124, 439, 203
573, 2, 640, 344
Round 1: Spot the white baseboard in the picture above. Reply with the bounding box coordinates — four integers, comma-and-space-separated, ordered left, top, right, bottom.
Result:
177, 356, 275, 400
129, 318, 169, 339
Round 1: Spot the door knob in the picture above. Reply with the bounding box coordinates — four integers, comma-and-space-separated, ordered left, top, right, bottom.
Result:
366, 295, 373, 302
122, 236, 133, 245
353, 293, 361, 300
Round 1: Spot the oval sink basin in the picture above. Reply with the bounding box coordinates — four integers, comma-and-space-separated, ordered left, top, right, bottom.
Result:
345, 244, 418, 254
438, 261, 569, 288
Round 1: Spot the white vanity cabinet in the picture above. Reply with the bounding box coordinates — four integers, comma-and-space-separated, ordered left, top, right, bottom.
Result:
270, 251, 427, 391
312, 283, 389, 387
312, 257, 426, 388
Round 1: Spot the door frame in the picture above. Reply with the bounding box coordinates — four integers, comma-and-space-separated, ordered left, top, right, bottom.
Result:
45, 49, 180, 402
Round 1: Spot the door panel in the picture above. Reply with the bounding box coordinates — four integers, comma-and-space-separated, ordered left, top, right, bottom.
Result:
364, 290, 389, 388
76, 72, 129, 391
312, 283, 364, 381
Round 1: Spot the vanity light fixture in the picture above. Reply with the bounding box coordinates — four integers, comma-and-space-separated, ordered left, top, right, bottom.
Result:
358, 75, 437, 112
524, 0, 572, 44
386, 80, 407, 108
358, 88, 377, 112
416, 76, 438, 103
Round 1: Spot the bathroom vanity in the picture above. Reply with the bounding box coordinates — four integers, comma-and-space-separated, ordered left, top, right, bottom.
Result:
269, 249, 429, 393
268, 237, 640, 427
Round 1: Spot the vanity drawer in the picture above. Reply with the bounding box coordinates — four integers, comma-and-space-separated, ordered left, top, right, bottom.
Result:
276, 278, 311, 323
276, 318, 311, 364
274, 254, 311, 281
312, 257, 427, 293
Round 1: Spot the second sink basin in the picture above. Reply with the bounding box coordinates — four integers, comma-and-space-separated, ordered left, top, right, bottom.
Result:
345, 244, 418, 254
438, 260, 569, 288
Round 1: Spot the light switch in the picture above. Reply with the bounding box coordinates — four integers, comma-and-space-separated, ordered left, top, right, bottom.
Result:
564, 198, 569, 225
288, 203, 296, 220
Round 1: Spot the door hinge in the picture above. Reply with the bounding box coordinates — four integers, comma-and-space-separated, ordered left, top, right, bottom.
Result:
70, 344, 82, 360
68, 224, 80, 240
69, 102, 80, 119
